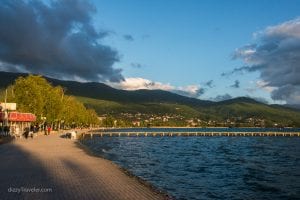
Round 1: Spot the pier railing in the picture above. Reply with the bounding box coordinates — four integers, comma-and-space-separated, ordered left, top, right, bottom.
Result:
80, 131, 300, 138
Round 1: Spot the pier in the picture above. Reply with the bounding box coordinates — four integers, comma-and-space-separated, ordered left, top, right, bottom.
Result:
81, 131, 300, 138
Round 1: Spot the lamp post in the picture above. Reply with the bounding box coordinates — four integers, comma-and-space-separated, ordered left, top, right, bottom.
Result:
3, 89, 9, 136
60, 119, 65, 130
41, 116, 46, 131
4, 89, 8, 127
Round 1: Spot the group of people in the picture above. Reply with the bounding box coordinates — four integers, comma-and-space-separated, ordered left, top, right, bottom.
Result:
44, 125, 52, 136
23, 124, 52, 138
0, 126, 10, 136
0, 124, 53, 139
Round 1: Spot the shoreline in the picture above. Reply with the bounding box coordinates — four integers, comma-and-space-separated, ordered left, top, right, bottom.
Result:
0, 130, 167, 200
98, 126, 300, 130
76, 139, 174, 200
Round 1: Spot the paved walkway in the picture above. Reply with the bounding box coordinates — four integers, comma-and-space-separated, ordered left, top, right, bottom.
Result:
0, 132, 165, 200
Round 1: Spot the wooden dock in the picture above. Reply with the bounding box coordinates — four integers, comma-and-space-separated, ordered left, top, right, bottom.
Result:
81, 131, 300, 138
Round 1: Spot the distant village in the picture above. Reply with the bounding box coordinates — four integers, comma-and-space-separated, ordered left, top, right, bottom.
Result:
99, 112, 282, 128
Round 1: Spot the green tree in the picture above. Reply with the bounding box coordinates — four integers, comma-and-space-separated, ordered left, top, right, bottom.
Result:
1, 75, 99, 127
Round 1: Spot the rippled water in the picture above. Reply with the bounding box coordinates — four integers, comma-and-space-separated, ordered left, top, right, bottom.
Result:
101, 127, 300, 133
82, 136, 300, 200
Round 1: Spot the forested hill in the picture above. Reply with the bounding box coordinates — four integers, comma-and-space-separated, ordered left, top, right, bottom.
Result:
0, 71, 212, 106
0, 71, 300, 127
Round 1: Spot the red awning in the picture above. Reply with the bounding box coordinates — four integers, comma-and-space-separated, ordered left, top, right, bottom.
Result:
0, 111, 36, 122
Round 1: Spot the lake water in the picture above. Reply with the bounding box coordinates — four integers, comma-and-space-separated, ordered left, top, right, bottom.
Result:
100, 127, 300, 133
81, 134, 300, 200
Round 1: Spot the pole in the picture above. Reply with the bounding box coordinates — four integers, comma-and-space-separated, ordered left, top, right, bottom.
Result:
4, 89, 8, 126
4, 89, 7, 105
3, 89, 8, 135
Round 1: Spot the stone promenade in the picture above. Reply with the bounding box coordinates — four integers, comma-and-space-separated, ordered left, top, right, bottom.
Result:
0, 132, 165, 200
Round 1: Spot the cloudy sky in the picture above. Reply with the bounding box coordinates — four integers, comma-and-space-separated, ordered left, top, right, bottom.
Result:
0, 0, 300, 104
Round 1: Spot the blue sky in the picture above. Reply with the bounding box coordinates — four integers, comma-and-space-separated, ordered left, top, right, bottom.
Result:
90, 0, 300, 103
0, 0, 300, 104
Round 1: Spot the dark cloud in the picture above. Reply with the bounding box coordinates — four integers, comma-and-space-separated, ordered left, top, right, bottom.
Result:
221, 65, 262, 76
204, 80, 214, 88
211, 94, 232, 102
131, 62, 142, 68
230, 80, 240, 88
232, 18, 300, 104
123, 34, 134, 41
271, 85, 300, 104
196, 88, 205, 96
0, 0, 123, 82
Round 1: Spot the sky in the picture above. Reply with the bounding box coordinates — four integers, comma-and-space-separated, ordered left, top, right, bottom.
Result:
0, 0, 300, 104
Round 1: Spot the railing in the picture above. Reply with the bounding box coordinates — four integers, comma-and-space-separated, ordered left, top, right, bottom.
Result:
80, 131, 300, 138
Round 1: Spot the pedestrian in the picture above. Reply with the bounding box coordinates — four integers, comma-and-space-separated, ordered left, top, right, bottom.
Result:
15, 126, 20, 138
24, 127, 29, 139
4, 126, 9, 136
47, 126, 51, 135
30, 125, 34, 132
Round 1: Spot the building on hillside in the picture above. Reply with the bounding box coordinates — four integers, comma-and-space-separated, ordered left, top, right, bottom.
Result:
132, 121, 141, 127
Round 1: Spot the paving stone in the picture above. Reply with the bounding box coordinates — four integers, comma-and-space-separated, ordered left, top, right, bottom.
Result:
0, 131, 164, 200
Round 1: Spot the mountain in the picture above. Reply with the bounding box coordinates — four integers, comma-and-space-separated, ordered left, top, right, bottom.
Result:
283, 104, 300, 110
0, 71, 300, 126
0, 71, 212, 106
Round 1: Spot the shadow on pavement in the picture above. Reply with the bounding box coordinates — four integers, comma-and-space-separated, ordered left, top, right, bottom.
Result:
0, 141, 108, 200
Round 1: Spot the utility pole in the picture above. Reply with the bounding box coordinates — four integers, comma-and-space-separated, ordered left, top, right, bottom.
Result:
4, 89, 8, 126
4, 89, 7, 105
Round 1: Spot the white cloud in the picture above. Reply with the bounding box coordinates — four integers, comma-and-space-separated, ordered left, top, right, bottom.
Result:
264, 17, 300, 38
256, 80, 276, 93
109, 77, 204, 98
233, 17, 300, 104
110, 77, 174, 91
178, 85, 202, 96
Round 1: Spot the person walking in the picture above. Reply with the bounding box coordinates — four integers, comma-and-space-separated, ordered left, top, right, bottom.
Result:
47, 126, 51, 135
3, 126, 9, 136
15, 126, 20, 138
24, 127, 29, 139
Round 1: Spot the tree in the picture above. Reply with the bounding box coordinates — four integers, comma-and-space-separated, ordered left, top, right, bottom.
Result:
1, 75, 99, 127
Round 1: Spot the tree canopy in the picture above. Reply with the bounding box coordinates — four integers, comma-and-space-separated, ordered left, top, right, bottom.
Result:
0, 75, 99, 127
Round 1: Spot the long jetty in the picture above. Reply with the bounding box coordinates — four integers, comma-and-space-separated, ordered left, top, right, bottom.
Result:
81, 131, 300, 138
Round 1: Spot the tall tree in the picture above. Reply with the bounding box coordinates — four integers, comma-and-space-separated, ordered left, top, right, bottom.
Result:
1, 75, 99, 127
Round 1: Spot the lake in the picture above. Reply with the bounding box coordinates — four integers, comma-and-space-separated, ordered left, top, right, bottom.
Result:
81, 133, 300, 200
100, 127, 300, 133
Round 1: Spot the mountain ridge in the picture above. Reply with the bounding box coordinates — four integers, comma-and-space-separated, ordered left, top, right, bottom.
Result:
0, 71, 300, 127
0, 71, 269, 106
0, 71, 215, 105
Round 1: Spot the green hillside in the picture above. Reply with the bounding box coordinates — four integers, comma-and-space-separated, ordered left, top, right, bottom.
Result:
76, 96, 300, 127
0, 72, 213, 106
76, 96, 202, 117
203, 101, 300, 126
1, 71, 300, 127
